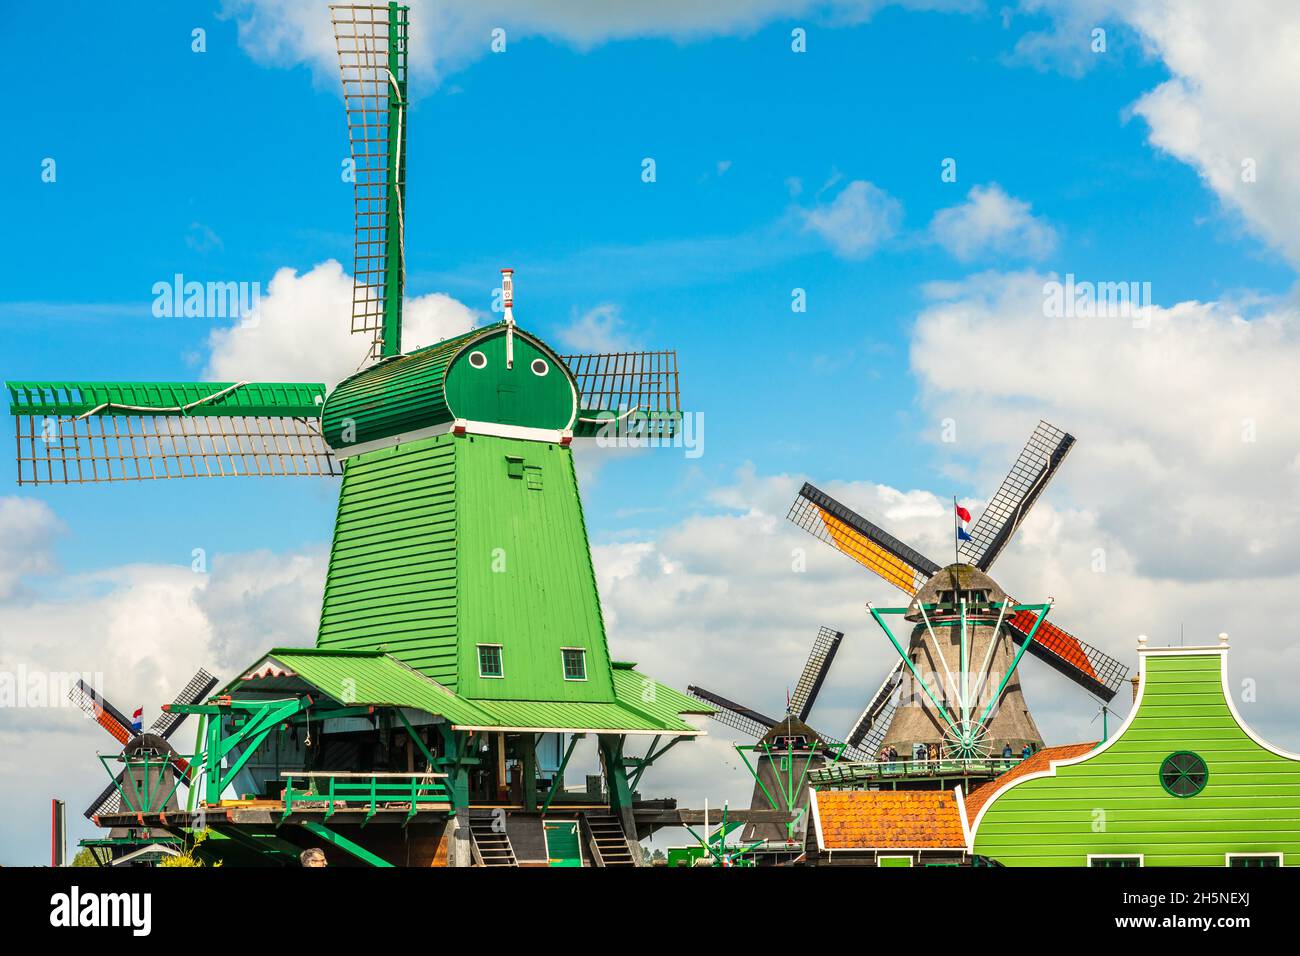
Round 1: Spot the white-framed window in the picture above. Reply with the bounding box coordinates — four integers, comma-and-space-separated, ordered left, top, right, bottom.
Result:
478, 643, 504, 678
468, 350, 487, 369
1087, 854, 1144, 867
561, 647, 587, 681
530, 358, 549, 377
1226, 853, 1282, 867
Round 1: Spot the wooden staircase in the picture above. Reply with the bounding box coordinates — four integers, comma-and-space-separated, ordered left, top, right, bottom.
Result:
469, 816, 518, 867
582, 811, 637, 867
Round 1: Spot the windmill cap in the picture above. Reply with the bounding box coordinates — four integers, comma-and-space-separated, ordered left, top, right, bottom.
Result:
905, 563, 1008, 622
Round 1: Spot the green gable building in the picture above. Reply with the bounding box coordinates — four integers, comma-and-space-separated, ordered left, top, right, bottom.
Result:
969, 634, 1300, 867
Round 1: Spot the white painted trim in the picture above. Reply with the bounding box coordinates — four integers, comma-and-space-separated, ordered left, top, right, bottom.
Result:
455, 419, 572, 444
1218, 651, 1300, 761
332, 421, 455, 459
809, 789, 825, 851
560, 647, 588, 682
476, 643, 505, 680
955, 785, 973, 852
1087, 853, 1144, 867
1225, 852, 1283, 866
333, 418, 574, 458
969, 643, 1300, 845
967, 653, 1153, 840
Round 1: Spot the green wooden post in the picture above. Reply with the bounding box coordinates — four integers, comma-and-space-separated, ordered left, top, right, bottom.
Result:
522, 733, 538, 812
436, 726, 470, 814
598, 734, 639, 858
204, 713, 223, 805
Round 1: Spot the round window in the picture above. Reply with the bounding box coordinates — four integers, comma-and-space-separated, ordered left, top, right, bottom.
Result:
1159, 751, 1208, 797
468, 350, 487, 369
531, 358, 549, 377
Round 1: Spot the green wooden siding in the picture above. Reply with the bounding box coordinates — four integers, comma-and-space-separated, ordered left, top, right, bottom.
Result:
317, 432, 623, 706
973, 651, 1300, 866
454, 434, 614, 704
317, 435, 460, 684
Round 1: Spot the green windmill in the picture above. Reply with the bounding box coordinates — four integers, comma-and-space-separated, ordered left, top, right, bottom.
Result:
9, 2, 709, 868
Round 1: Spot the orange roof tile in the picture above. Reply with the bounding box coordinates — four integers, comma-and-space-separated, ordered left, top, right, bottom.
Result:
963, 742, 1098, 825
813, 789, 966, 849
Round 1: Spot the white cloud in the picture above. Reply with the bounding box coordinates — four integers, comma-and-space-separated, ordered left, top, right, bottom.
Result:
555, 303, 640, 354
801, 180, 903, 259
224, 1, 969, 86
929, 184, 1057, 261
203, 260, 477, 385
910, 270, 1300, 581
1013, 1, 1300, 267
0, 544, 327, 865
0, 498, 62, 601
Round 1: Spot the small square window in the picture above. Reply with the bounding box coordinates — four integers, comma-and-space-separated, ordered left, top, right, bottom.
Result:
1088, 856, 1142, 868
506, 456, 524, 479
561, 648, 587, 681
478, 644, 504, 678
1228, 855, 1281, 867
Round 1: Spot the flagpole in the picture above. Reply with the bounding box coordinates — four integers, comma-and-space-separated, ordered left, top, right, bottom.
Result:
953, 496, 959, 566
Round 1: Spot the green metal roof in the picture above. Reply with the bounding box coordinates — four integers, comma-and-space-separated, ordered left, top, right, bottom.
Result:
611, 662, 715, 725
454, 697, 701, 735
245, 649, 707, 735
261, 648, 494, 726
6, 381, 327, 418
320, 326, 488, 448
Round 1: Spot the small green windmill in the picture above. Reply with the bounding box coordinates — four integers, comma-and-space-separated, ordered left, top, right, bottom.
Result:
9, 3, 705, 862
677, 803, 765, 867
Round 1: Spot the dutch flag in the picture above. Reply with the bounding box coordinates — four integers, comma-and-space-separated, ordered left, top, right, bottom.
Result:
955, 503, 973, 542
130, 707, 143, 734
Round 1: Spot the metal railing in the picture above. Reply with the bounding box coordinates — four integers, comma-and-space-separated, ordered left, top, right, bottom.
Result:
811, 755, 1028, 787
280, 771, 450, 823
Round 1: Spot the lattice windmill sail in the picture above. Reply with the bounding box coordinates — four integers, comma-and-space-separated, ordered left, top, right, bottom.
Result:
789, 422, 1128, 765
332, 2, 408, 359
957, 420, 1075, 571
9, 382, 338, 484
562, 350, 682, 439
71, 669, 217, 819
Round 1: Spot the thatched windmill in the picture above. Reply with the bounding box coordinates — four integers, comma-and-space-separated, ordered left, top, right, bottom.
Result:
789, 422, 1129, 766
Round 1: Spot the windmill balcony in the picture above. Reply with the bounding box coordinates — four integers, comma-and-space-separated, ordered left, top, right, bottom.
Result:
811, 755, 1026, 790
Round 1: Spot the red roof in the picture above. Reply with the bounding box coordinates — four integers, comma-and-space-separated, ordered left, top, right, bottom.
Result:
964, 742, 1098, 825
813, 789, 966, 849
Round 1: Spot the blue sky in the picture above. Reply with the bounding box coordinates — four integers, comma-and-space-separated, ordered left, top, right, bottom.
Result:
5, 1, 1300, 864
6, 1, 1290, 570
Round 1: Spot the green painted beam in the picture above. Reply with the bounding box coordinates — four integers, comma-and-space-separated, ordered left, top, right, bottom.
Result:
381, 1, 408, 357
6, 381, 328, 418
298, 820, 393, 868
